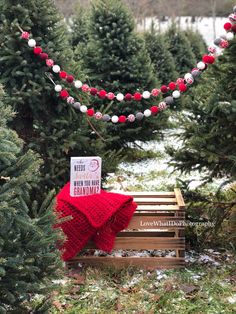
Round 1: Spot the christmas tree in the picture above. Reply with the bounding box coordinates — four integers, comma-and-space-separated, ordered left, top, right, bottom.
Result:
0, 0, 120, 194
167, 37, 236, 182
76, 0, 170, 148
144, 31, 178, 85
70, 5, 89, 48
164, 25, 197, 77
184, 29, 207, 61
0, 86, 61, 312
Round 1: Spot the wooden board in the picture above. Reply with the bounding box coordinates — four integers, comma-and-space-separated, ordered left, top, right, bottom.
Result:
133, 197, 177, 205
68, 256, 185, 269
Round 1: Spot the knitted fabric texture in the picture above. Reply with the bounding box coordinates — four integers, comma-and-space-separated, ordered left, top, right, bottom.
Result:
55, 182, 137, 261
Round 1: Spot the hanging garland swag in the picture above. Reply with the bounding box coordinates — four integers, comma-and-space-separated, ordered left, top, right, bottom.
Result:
19, 7, 236, 124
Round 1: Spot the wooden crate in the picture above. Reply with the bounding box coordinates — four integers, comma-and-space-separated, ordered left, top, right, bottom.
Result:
67, 188, 186, 269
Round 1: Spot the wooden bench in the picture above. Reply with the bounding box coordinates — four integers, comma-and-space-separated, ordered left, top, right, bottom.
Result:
67, 188, 186, 269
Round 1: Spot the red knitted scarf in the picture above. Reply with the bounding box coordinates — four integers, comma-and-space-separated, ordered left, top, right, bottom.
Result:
54, 183, 137, 261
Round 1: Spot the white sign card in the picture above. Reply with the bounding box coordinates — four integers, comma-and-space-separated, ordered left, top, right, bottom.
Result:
70, 157, 102, 197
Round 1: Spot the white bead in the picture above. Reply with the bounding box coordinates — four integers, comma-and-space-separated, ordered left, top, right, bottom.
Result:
144, 109, 152, 117
116, 93, 124, 102
184, 73, 192, 80
54, 84, 62, 92
197, 61, 206, 70
226, 32, 234, 41
52, 65, 61, 73
28, 39, 36, 47
74, 80, 83, 88
172, 90, 181, 99
142, 91, 151, 99
111, 115, 119, 123
80, 105, 87, 113
67, 96, 75, 104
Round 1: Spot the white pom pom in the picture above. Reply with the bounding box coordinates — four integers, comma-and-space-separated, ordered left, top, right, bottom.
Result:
226, 32, 234, 41
52, 65, 61, 73
28, 39, 36, 47
142, 91, 151, 99
74, 80, 83, 88
144, 109, 152, 117
54, 85, 62, 92
111, 115, 119, 123
127, 114, 135, 122
172, 90, 181, 99
197, 61, 206, 70
184, 73, 192, 80
80, 105, 87, 113
116, 93, 124, 102
67, 96, 75, 104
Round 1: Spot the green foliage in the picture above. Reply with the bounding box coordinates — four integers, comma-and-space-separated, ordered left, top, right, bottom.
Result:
76, 0, 170, 148
70, 5, 89, 48
0, 0, 121, 195
164, 25, 197, 76
184, 29, 207, 61
167, 38, 236, 183
144, 31, 178, 85
0, 87, 62, 312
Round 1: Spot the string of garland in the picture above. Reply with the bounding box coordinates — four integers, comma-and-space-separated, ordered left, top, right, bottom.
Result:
18, 8, 236, 123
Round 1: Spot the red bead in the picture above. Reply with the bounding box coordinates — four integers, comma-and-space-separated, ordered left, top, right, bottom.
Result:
202, 55, 215, 64
60, 90, 69, 99
90, 88, 98, 96
224, 22, 232, 31
21, 31, 30, 40
99, 90, 107, 98
59, 71, 67, 79
46, 59, 54, 67
87, 109, 95, 117
134, 92, 142, 101
119, 115, 126, 123
125, 93, 133, 101
39, 53, 48, 60
176, 78, 185, 85
66, 75, 74, 83
232, 24, 236, 33
151, 89, 160, 97
107, 92, 115, 100
168, 82, 176, 90
150, 106, 159, 115
178, 83, 187, 92
160, 85, 168, 93
33, 47, 42, 55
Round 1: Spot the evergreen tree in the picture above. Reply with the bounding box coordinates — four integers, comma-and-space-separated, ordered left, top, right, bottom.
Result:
70, 5, 89, 48
164, 25, 197, 77
184, 29, 207, 61
77, 0, 170, 148
167, 37, 236, 183
0, 0, 120, 195
144, 31, 178, 85
0, 86, 61, 312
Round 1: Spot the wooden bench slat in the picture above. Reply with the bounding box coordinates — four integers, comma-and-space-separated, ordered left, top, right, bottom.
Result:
174, 188, 186, 209
86, 237, 185, 250
130, 192, 176, 198
68, 256, 185, 269
133, 198, 177, 205
135, 205, 181, 211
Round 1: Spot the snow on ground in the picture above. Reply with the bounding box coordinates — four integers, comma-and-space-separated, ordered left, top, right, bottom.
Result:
137, 16, 228, 45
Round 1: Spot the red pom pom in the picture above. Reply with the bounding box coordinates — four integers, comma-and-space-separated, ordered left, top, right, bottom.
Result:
160, 85, 168, 93
59, 71, 67, 79
87, 109, 94, 117
150, 106, 159, 115
202, 55, 215, 64
66, 75, 74, 83
134, 92, 142, 101
90, 88, 98, 96
21, 31, 30, 40
232, 24, 236, 33
168, 82, 176, 90
176, 78, 185, 85
33, 47, 42, 55
119, 115, 126, 123
178, 83, 187, 92
39, 53, 48, 60
60, 90, 69, 99
125, 93, 133, 101
151, 89, 160, 97
99, 90, 107, 98
224, 22, 232, 31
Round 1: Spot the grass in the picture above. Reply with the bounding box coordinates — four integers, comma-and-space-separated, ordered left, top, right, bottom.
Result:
48, 257, 236, 314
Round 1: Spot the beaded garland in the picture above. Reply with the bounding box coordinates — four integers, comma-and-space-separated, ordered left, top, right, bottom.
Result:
18, 7, 236, 123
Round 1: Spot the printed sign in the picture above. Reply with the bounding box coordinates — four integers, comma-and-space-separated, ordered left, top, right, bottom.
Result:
70, 157, 102, 197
